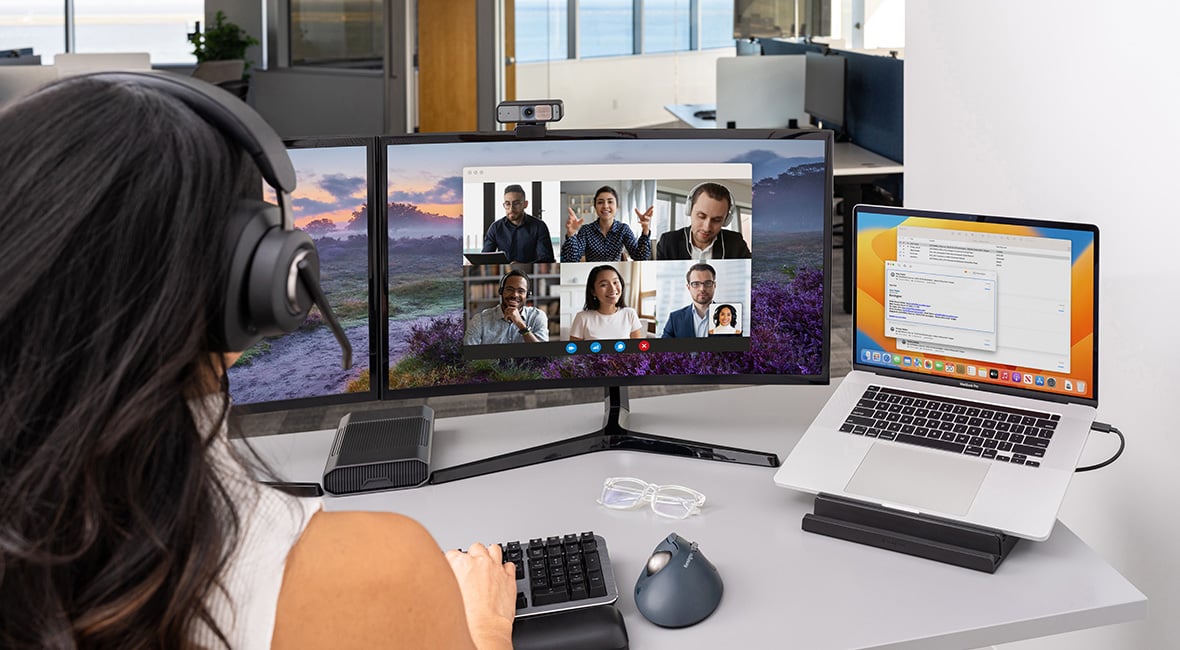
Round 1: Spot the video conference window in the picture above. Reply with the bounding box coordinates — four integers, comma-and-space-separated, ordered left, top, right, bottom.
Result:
386, 137, 828, 388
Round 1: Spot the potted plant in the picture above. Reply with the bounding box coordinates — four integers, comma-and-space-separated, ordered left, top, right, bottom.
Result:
188, 10, 259, 96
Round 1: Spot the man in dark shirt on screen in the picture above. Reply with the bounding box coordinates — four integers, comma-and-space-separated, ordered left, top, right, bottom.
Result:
482, 184, 556, 263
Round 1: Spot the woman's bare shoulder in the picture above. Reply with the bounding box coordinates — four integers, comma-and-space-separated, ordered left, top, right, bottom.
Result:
272, 510, 475, 649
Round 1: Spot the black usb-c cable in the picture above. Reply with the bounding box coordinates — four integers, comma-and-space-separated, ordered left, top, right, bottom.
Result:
1075, 421, 1125, 472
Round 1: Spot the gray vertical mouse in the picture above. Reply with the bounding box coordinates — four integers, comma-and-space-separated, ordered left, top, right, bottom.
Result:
633, 533, 723, 627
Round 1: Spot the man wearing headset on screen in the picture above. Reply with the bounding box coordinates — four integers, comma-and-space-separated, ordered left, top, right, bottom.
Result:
655, 182, 752, 260
464, 269, 550, 344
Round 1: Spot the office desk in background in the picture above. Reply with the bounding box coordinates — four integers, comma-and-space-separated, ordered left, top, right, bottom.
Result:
664, 103, 902, 313
241, 383, 1145, 649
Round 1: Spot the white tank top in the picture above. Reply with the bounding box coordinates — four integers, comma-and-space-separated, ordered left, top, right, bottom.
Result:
189, 396, 322, 649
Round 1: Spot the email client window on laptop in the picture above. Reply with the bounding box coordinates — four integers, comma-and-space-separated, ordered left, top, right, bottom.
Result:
775, 205, 1099, 541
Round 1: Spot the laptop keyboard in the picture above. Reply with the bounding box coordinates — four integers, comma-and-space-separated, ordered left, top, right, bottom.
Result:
840, 385, 1059, 468
493, 532, 619, 618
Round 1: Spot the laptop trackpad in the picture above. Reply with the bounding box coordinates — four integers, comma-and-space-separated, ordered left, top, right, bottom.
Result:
845, 444, 989, 516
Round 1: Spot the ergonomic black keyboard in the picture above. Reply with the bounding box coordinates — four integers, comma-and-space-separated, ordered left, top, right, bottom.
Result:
497, 532, 619, 618
840, 385, 1059, 468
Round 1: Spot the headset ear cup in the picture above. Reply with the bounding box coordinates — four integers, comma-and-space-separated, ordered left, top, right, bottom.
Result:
217, 200, 276, 352
248, 228, 318, 336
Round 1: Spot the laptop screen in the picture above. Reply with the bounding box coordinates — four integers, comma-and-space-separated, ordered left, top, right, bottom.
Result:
852, 205, 1098, 405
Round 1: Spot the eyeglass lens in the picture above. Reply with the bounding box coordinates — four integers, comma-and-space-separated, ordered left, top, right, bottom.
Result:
688, 281, 716, 289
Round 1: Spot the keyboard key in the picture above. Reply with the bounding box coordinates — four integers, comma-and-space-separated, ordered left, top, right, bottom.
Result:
587, 571, 608, 597
516, 592, 527, 610
897, 433, 966, 454
532, 587, 570, 606
585, 551, 602, 572
1013, 443, 1046, 458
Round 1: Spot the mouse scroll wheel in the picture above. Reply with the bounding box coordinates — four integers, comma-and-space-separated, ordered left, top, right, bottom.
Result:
646, 550, 673, 575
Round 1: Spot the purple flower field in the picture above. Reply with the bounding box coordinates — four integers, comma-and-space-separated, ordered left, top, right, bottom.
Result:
388, 267, 825, 388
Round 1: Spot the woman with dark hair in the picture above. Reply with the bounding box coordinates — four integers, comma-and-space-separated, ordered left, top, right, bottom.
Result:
561, 185, 653, 262
0, 75, 514, 648
709, 304, 741, 335
569, 265, 644, 340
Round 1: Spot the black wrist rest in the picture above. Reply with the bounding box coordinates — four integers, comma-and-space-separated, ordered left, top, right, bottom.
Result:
512, 604, 629, 650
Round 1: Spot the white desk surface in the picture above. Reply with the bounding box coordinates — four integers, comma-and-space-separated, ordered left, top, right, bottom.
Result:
663, 103, 903, 176
240, 383, 1145, 649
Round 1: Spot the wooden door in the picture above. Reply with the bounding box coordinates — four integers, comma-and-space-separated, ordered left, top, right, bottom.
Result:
417, 0, 477, 132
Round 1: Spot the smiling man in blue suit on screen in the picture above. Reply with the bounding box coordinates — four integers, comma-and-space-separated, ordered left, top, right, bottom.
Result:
662, 263, 716, 338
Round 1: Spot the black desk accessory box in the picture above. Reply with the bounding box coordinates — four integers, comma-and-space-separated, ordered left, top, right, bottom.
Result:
322, 406, 433, 494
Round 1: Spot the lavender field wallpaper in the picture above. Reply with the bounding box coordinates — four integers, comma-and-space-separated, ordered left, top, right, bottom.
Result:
385, 137, 828, 391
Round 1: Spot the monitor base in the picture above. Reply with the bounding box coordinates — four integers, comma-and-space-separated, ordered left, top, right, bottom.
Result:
429, 385, 780, 484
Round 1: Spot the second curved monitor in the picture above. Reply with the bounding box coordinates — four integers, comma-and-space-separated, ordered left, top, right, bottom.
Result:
383, 129, 832, 396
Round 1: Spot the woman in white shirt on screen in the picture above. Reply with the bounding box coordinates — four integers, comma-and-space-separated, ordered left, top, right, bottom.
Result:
569, 264, 645, 340
709, 303, 741, 335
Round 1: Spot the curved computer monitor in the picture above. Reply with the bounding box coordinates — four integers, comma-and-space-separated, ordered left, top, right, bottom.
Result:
380, 129, 833, 480
228, 136, 379, 411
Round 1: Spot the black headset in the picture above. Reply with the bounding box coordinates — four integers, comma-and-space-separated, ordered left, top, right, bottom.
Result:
85, 71, 352, 368
498, 268, 531, 294
684, 182, 735, 226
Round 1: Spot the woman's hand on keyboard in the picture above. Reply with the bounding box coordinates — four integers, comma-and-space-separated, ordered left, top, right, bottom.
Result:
446, 542, 517, 650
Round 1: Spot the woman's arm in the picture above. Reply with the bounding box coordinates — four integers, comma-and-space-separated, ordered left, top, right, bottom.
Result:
560, 226, 586, 263
620, 223, 651, 261
273, 511, 514, 650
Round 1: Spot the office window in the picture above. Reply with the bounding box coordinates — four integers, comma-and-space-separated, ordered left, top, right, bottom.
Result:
516, 0, 569, 63
290, 0, 383, 68
0, 1, 62, 58
642, 0, 689, 54
0, 0, 200, 64
579, 0, 634, 58
74, 0, 200, 64
700, 0, 735, 49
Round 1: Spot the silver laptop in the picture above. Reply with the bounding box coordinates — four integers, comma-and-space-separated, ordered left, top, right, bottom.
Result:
774, 205, 1100, 541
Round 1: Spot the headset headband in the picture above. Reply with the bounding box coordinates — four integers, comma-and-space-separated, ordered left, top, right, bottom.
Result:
84, 71, 297, 228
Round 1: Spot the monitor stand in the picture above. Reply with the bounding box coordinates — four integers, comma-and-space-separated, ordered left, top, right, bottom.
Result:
429, 385, 780, 484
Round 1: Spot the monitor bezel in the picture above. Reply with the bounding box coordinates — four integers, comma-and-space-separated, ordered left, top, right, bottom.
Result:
231, 135, 382, 415
377, 128, 834, 402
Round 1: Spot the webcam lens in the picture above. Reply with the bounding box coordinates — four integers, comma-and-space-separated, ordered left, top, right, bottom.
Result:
523, 107, 535, 117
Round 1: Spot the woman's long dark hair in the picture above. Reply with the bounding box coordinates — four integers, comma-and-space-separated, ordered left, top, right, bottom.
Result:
0, 76, 256, 647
